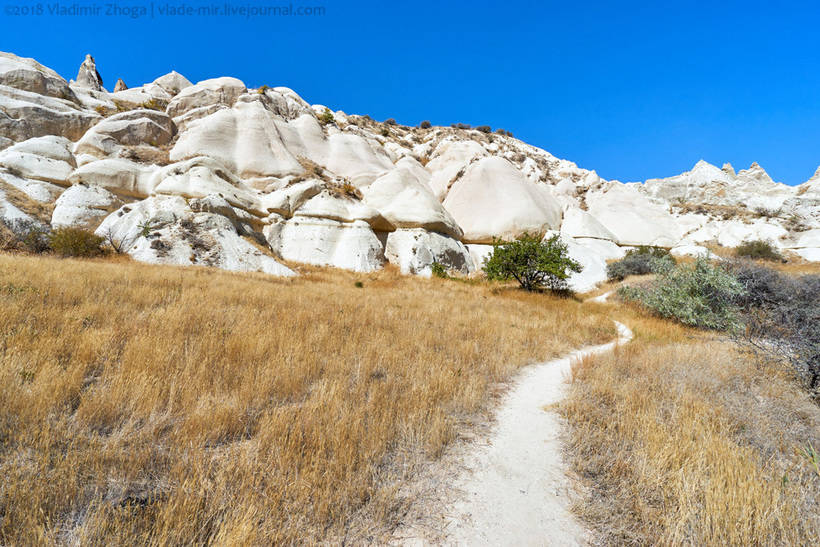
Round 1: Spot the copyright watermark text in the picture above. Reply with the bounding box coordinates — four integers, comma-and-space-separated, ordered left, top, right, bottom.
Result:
3, 2, 326, 19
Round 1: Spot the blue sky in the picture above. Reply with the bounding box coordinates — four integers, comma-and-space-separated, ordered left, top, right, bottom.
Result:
3, 0, 819, 184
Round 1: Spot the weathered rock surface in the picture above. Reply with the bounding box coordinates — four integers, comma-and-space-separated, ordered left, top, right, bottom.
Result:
74, 54, 104, 91
362, 167, 462, 238
443, 156, 561, 243
96, 195, 294, 275
586, 183, 683, 247
384, 228, 474, 276
74, 109, 174, 157
265, 216, 384, 272
52, 183, 122, 229
1, 49, 818, 288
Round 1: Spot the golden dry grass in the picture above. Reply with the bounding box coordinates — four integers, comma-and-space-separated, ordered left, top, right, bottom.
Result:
562, 303, 820, 545
0, 252, 613, 544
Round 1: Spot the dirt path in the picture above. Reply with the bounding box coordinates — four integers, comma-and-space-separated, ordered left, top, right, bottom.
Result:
393, 318, 633, 546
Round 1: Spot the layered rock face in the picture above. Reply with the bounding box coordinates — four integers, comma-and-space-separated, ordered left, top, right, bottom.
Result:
1, 51, 818, 290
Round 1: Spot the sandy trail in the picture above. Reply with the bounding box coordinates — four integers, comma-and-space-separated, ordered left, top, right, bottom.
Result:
394, 318, 633, 546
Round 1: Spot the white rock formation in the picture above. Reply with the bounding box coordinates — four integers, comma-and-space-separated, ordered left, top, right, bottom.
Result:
443, 156, 562, 243
74, 54, 104, 91
384, 228, 474, 276
361, 167, 462, 238
1, 49, 818, 289
265, 216, 385, 272
586, 183, 683, 247
74, 109, 174, 157
52, 184, 122, 229
96, 195, 294, 275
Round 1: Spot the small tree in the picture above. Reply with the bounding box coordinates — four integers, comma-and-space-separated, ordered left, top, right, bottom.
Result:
483, 233, 582, 292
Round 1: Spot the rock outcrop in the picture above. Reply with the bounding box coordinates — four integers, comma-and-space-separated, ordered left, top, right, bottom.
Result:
0, 50, 817, 290
74, 54, 104, 91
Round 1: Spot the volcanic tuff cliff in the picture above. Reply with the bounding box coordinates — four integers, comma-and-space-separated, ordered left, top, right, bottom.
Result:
1, 51, 818, 290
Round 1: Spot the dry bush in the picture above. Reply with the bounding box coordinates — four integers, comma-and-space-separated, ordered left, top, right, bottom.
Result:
561, 307, 820, 545
0, 253, 613, 544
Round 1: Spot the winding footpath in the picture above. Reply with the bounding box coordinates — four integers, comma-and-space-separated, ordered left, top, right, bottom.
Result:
395, 304, 632, 546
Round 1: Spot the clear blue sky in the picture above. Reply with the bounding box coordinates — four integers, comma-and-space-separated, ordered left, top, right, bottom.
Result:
3, 0, 819, 184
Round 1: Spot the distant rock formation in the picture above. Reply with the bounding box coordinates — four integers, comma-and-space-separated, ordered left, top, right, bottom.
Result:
74, 54, 103, 91
0, 51, 818, 290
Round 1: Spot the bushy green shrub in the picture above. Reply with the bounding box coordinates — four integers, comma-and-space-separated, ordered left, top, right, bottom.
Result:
419, 120, 432, 129
606, 246, 675, 281
430, 261, 448, 278
619, 257, 745, 330
483, 233, 582, 292
475, 125, 491, 133
318, 108, 335, 125
384, 118, 397, 126
734, 239, 782, 261
49, 227, 105, 258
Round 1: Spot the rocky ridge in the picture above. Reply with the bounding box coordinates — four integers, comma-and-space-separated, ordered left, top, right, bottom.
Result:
1, 51, 818, 290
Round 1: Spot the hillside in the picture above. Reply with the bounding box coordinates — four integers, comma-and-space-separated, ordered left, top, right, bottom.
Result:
2, 51, 818, 290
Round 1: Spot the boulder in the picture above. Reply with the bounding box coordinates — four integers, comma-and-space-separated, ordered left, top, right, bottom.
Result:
361, 167, 462, 238
0, 135, 76, 184
74, 109, 175, 157
442, 156, 561, 243
260, 86, 313, 120
259, 179, 323, 217
0, 51, 77, 100
264, 216, 384, 272
113, 79, 128, 92
170, 100, 304, 178
294, 189, 393, 231
52, 184, 122, 229
384, 228, 474, 276
586, 183, 683, 247
74, 54, 103, 91
166, 76, 246, 119
110, 84, 172, 111
152, 71, 192, 96
68, 157, 159, 198
560, 207, 617, 241
0, 84, 99, 142
153, 156, 262, 215
96, 195, 294, 276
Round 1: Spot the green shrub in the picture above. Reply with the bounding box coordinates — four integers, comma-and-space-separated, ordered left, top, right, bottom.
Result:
734, 239, 782, 261
419, 120, 432, 129
483, 233, 582, 292
49, 227, 105, 258
475, 125, 491, 133
606, 246, 676, 281
384, 118, 397, 126
318, 108, 335, 125
619, 257, 745, 330
431, 261, 448, 278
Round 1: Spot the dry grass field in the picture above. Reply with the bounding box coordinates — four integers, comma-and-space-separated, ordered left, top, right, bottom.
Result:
0, 252, 614, 544
562, 303, 820, 545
